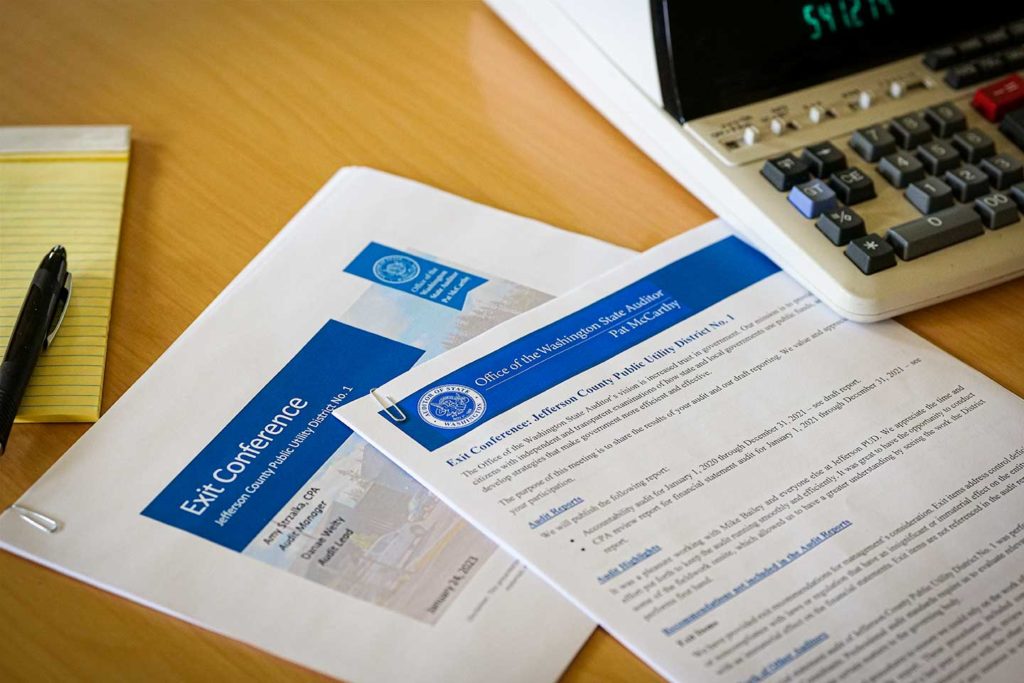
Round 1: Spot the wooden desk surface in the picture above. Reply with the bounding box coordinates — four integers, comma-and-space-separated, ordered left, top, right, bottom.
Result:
2, 2, 1022, 681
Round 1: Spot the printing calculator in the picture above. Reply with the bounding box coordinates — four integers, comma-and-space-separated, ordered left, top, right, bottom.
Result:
486, 1, 1024, 321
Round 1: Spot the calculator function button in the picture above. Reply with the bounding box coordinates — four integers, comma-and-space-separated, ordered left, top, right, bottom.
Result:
956, 37, 984, 59
788, 179, 838, 218
742, 125, 761, 146
972, 74, 1024, 123
878, 151, 926, 188
1003, 46, 1024, 72
951, 129, 997, 163
923, 46, 958, 70
886, 205, 984, 260
858, 90, 874, 110
828, 167, 877, 205
889, 114, 932, 149
845, 234, 896, 274
905, 177, 955, 214
802, 141, 847, 177
981, 28, 1010, 51
808, 105, 826, 124
889, 81, 906, 99
816, 208, 866, 246
945, 63, 984, 89
999, 109, 1024, 150
761, 154, 811, 191
975, 55, 1005, 78
973, 192, 1020, 229
850, 126, 897, 162
979, 154, 1024, 189
944, 164, 991, 201
916, 141, 961, 175
923, 103, 967, 138
770, 118, 786, 135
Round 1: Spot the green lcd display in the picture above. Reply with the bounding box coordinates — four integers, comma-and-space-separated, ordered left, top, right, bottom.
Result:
802, 0, 895, 41
651, 1, 1021, 122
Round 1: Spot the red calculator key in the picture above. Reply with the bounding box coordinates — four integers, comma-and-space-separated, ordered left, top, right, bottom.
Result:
972, 74, 1024, 122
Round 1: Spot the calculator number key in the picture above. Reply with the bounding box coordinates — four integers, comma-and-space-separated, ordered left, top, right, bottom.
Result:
916, 140, 961, 175
951, 129, 996, 164
944, 165, 990, 201
850, 126, 898, 162
886, 205, 984, 260
974, 192, 1020, 229
979, 154, 1024, 189
905, 177, 955, 214
923, 103, 967, 138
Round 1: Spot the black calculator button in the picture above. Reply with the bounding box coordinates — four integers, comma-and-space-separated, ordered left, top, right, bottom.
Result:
889, 114, 932, 149
975, 55, 1005, 77
850, 126, 897, 162
886, 205, 984, 260
878, 151, 926, 188
982, 28, 1011, 51
924, 46, 958, 70
979, 154, 1024, 189
1009, 182, 1024, 209
1008, 20, 1024, 42
944, 164, 991, 201
945, 63, 984, 89
845, 234, 896, 274
956, 37, 985, 59
761, 154, 810, 191
828, 167, 876, 205
951, 129, 997, 163
974, 192, 1020, 229
801, 142, 847, 177
916, 140, 961, 175
923, 103, 967, 138
905, 177, 955, 214
816, 207, 865, 246
1003, 46, 1024, 71
1001, 109, 1024, 150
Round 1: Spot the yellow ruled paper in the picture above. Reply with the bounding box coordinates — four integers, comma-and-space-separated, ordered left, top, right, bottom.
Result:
0, 126, 130, 422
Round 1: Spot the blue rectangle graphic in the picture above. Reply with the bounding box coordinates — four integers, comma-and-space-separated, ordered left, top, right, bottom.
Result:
143, 321, 424, 551
344, 242, 487, 310
385, 237, 780, 451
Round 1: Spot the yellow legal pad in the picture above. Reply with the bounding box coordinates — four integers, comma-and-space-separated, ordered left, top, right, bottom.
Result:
0, 126, 130, 422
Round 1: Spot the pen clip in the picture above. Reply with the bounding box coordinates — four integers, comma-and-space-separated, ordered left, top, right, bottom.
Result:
371, 388, 407, 423
45, 271, 72, 348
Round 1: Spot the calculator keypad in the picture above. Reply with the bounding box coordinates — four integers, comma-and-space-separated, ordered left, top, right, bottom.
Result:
758, 82, 1024, 276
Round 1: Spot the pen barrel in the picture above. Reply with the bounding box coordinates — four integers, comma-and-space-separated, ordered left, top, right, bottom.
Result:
0, 284, 50, 448
0, 385, 18, 446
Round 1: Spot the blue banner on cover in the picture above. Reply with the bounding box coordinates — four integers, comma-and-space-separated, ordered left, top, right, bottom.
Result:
386, 237, 779, 451
344, 242, 487, 310
143, 321, 423, 551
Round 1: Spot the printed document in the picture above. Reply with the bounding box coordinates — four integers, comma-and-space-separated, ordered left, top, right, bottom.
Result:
0, 168, 634, 683
340, 220, 1024, 683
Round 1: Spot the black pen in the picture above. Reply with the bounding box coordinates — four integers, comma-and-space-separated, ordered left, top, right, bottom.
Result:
0, 246, 72, 454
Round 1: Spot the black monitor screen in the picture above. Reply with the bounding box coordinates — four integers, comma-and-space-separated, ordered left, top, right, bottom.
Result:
651, 1, 1022, 121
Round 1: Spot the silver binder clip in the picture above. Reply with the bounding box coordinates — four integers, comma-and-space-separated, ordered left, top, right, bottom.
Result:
371, 388, 406, 423
10, 504, 62, 534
